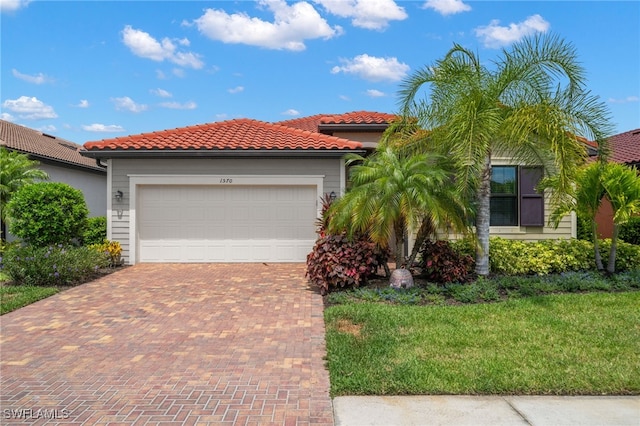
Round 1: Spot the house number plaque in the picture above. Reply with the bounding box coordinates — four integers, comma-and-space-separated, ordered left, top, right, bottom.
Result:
219, 178, 233, 183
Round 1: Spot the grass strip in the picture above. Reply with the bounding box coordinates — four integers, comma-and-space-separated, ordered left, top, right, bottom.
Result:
1, 285, 60, 315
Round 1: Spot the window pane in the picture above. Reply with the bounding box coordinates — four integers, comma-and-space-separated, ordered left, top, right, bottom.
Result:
491, 166, 517, 194
490, 197, 518, 226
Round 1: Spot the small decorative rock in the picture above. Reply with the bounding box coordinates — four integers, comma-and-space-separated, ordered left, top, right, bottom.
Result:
389, 267, 414, 289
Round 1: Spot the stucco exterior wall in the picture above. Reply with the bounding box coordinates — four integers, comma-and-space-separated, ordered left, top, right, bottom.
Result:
108, 157, 343, 262
40, 163, 107, 217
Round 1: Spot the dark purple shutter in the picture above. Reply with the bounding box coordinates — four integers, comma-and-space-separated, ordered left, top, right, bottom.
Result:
519, 167, 544, 226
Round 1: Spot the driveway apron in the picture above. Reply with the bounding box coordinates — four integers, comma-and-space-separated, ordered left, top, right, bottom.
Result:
0, 264, 333, 425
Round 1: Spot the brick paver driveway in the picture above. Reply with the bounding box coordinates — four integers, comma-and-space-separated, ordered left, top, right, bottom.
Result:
0, 264, 333, 425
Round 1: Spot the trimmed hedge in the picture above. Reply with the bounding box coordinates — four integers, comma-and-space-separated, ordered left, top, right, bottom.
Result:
451, 237, 640, 276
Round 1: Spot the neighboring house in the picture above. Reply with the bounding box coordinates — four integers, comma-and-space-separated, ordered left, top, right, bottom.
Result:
81, 111, 575, 265
0, 119, 107, 226
595, 128, 640, 238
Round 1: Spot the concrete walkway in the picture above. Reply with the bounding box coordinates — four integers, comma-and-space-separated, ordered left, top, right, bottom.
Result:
0, 264, 333, 425
333, 395, 640, 426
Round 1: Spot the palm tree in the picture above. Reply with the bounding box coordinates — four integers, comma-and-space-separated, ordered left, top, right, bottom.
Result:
327, 145, 469, 266
600, 163, 640, 273
398, 33, 613, 275
0, 147, 49, 240
544, 162, 607, 270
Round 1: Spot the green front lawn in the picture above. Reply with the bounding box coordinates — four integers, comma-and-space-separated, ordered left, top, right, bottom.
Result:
325, 291, 640, 396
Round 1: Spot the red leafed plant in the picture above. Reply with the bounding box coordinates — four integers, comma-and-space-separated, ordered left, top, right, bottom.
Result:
306, 193, 389, 294
306, 233, 388, 295
420, 239, 475, 284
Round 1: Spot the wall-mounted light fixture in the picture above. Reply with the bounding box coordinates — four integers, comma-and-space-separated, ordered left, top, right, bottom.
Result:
329, 191, 337, 201
114, 190, 123, 202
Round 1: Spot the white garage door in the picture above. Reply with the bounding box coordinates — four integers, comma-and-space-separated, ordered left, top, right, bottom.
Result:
137, 185, 317, 262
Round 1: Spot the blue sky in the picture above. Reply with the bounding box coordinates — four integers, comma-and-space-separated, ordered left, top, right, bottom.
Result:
2, 0, 638, 144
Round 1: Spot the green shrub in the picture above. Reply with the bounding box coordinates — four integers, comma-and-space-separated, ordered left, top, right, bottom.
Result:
419, 239, 475, 283
306, 233, 389, 294
445, 278, 501, 303
7, 182, 89, 246
488, 237, 530, 275
599, 239, 640, 272
83, 216, 107, 245
1, 244, 109, 286
619, 216, 640, 245
489, 237, 594, 276
445, 283, 479, 303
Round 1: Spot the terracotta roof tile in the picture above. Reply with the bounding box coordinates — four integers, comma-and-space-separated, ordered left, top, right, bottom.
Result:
608, 128, 640, 164
0, 119, 105, 171
276, 110, 397, 132
276, 113, 327, 132
83, 118, 363, 151
319, 110, 398, 125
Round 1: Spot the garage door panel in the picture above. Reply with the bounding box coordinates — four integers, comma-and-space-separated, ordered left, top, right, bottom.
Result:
138, 185, 317, 262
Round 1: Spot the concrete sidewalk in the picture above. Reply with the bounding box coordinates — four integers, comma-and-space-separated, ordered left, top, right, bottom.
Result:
333, 395, 640, 426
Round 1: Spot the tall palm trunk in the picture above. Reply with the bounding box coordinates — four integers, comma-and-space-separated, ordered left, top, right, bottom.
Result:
606, 224, 619, 274
475, 155, 492, 276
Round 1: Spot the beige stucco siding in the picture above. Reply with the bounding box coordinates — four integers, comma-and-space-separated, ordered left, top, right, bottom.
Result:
108, 157, 342, 262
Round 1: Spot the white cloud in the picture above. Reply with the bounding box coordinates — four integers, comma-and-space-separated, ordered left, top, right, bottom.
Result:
475, 14, 550, 48
121, 25, 204, 69
156, 70, 167, 80
422, 0, 470, 16
82, 123, 125, 132
151, 88, 172, 98
172, 68, 185, 78
331, 54, 409, 82
608, 96, 639, 104
192, 0, 342, 51
228, 86, 245, 94
315, 0, 407, 30
76, 99, 89, 108
366, 89, 385, 97
38, 124, 57, 132
339, 95, 351, 101
215, 113, 229, 120
282, 109, 300, 116
12, 68, 53, 84
2, 96, 57, 120
1, 112, 16, 121
1, 0, 30, 13
159, 101, 197, 110
111, 96, 148, 113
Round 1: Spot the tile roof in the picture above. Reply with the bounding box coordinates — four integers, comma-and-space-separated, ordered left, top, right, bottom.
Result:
319, 110, 398, 125
607, 128, 640, 164
0, 119, 105, 172
276, 110, 397, 132
83, 118, 363, 152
